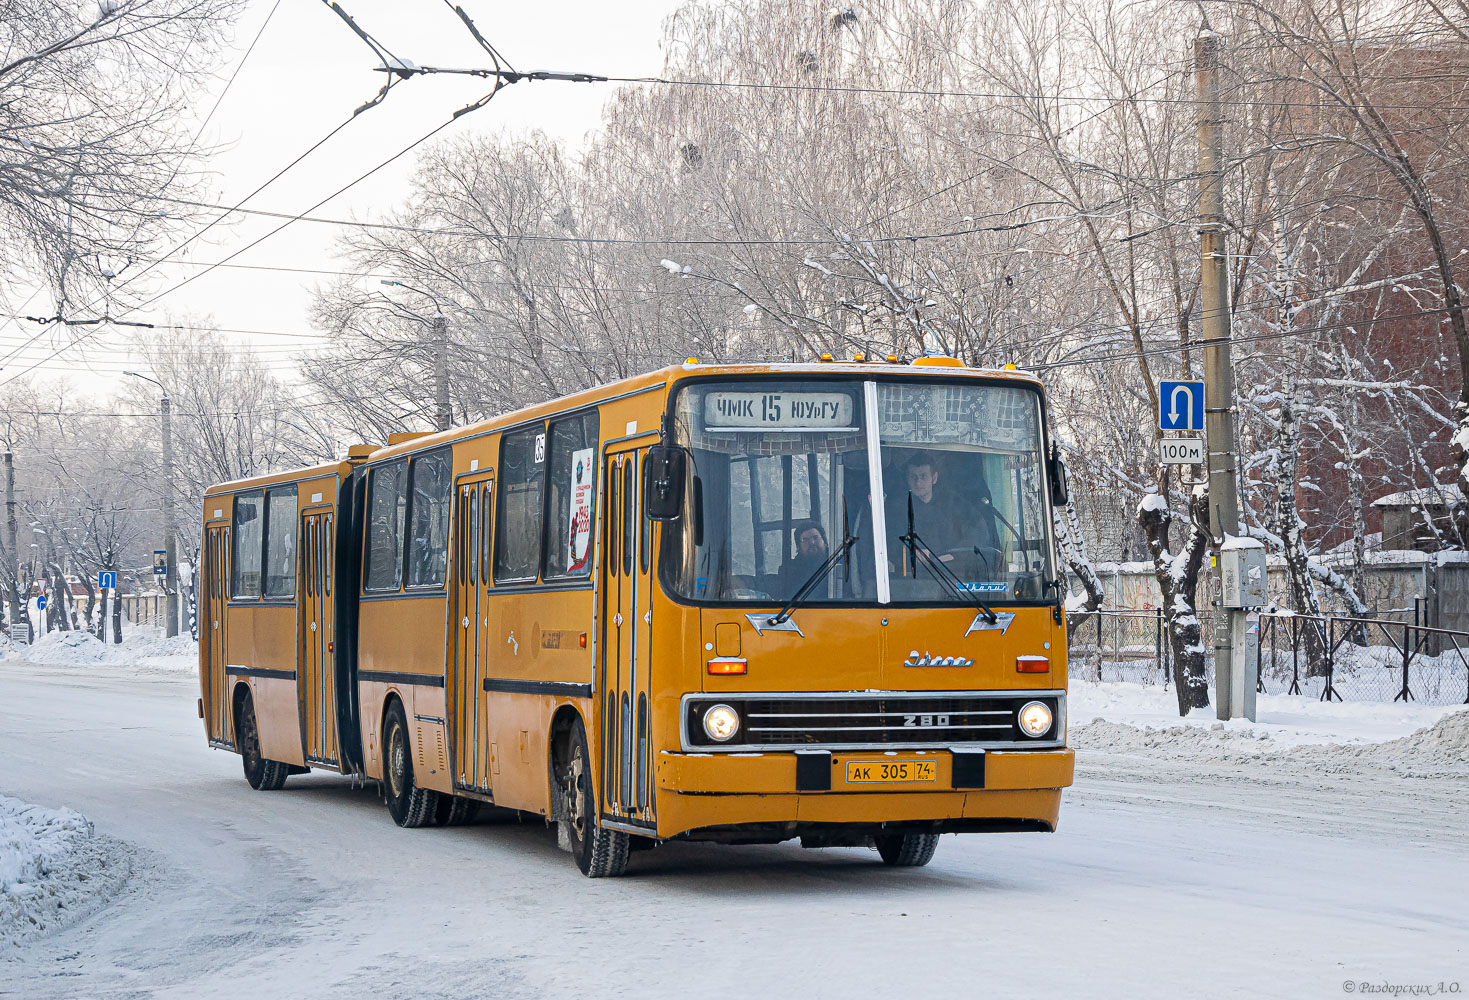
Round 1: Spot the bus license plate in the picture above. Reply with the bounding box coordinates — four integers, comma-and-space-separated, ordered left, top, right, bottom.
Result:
845, 760, 936, 784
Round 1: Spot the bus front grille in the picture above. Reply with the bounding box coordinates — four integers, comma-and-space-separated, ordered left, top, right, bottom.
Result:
682, 691, 1064, 750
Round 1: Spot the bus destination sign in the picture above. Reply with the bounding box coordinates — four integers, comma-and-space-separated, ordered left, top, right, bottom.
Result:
703, 391, 855, 431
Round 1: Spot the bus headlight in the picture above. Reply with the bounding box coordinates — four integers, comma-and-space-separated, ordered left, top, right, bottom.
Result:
702, 704, 741, 742
1018, 701, 1053, 738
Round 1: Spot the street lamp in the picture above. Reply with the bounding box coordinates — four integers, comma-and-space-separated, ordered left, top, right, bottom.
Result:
380, 280, 451, 431
124, 370, 177, 638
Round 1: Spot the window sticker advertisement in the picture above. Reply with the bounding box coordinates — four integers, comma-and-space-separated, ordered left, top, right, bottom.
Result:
567, 447, 594, 573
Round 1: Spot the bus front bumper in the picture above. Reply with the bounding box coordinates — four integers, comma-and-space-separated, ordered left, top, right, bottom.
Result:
652, 747, 1073, 841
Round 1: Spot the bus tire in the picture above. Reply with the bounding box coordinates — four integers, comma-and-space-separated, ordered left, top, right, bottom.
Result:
383, 701, 440, 828
557, 718, 628, 878
874, 832, 940, 867
435, 795, 480, 827
237, 689, 288, 791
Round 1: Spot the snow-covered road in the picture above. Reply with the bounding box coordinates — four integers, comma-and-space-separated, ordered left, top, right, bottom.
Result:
1, 661, 1465, 999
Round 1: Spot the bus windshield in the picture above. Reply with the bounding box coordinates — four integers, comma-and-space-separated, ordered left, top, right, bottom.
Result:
661, 377, 1055, 606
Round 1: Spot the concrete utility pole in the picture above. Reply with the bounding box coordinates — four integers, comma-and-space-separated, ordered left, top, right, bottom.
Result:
433, 310, 451, 432
1196, 30, 1254, 721
382, 280, 451, 431
127, 372, 177, 637
4, 451, 27, 640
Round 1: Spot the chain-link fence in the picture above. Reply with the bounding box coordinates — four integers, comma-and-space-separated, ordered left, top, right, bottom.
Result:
1068, 608, 1469, 705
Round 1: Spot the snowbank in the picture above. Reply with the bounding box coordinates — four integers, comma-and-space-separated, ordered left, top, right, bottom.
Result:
0, 795, 127, 954
1071, 708, 1469, 779
1070, 678, 1460, 746
2, 627, 196, 672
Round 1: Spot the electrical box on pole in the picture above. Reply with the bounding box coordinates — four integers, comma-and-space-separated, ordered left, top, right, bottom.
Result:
1218, 536, 1267, 609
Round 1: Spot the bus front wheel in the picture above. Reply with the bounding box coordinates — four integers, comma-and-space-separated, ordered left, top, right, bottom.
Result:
557, 719, 628, 878
383, 701, 441, 828
874, 831, 940, 867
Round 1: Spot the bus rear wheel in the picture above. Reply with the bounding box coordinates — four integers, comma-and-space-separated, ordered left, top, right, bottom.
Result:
874, 831, 940, 867
556, 718, 628, 878
237, 690, 288, 791
383, 701, 440, 828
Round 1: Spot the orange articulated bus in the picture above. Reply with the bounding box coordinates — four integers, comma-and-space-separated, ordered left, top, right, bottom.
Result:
198, 358, 1075, 876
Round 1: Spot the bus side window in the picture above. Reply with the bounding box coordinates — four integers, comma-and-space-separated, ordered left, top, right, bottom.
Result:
479, 482, 491, 582
467, 487, 478, 587
607, 461, 619, 572
232, 492, 264, 598
303, 517, 313, 598
364, 460, 408, 592
622, 457, 635, 578
494, 427, 545, 583
541, 411, 599, 580
640, 459, 650, 574
263, 487, 297, 599
406, 449, 452, 589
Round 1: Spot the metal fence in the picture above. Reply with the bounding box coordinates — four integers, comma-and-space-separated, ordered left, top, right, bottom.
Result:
120, 594, 170, 629
1069, 608, 1469, 705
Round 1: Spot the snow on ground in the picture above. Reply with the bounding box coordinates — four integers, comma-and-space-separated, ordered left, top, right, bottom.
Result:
0, 795, 128, 955
3, 661, 1465, 998
1, 627, 196, 672
1070, 678, 1469, 778
1069, 677, 1462, 746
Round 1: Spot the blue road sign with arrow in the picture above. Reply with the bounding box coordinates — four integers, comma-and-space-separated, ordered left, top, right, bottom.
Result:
99, 570, 117, 590
1159, 380, 1205, 432
36, 594, 46, 610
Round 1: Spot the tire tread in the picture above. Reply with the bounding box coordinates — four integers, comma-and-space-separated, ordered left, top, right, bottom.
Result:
876, 832, 940, 867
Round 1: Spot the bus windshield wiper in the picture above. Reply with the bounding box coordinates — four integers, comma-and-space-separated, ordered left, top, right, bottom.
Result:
900, 492, 998, 624
981, 495, 1026, 549
770, 508, 859, 626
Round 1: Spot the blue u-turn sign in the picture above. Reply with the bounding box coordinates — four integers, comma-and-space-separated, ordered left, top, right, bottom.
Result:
1159, 380, 1205, 431
99, 570, 117, 590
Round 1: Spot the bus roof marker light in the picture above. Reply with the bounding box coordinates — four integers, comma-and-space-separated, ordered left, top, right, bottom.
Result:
886, 354, 899, 363
686, 357, 699, 365
852, 353, 866, 362
819, 352, 834, 362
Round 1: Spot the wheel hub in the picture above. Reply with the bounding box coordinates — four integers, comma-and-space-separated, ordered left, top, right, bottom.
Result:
565, 753, 586, 833
388, 728, 405, 798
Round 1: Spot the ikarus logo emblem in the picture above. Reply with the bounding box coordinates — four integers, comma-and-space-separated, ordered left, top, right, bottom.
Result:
903, 651, 975, 667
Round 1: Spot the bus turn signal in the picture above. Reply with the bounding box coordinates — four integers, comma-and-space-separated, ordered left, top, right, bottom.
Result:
1016, 655, 1050, 673
707, 657, 747, 675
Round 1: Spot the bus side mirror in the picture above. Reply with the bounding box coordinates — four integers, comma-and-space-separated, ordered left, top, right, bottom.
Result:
1048, 447, 1069, 507
643, 445, 686, 520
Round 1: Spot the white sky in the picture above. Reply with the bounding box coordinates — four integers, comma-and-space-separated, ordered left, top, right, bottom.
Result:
0, 0, 683, 394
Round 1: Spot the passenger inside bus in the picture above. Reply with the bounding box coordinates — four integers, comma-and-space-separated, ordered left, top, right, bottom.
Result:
777, 519, 829, 597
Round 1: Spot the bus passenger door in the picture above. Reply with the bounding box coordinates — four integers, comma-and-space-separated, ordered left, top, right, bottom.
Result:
601, 446, 655, 826
452, 474, 494, 793
204, 524, 231, 746
299, 510, 337, 766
